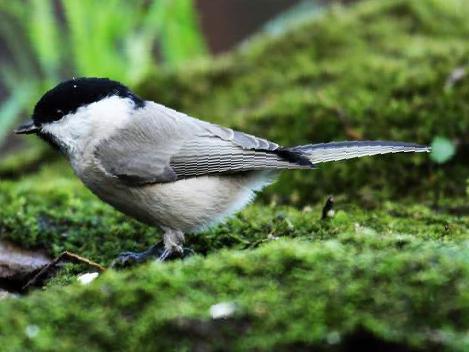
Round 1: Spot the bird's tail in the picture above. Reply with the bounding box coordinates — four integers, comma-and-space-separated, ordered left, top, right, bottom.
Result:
286, 141, 430, 165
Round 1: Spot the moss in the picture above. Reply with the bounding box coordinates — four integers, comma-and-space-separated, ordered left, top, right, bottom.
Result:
1, 0, 469, 350
1, 239, 469, 351
138, 0, 469, 204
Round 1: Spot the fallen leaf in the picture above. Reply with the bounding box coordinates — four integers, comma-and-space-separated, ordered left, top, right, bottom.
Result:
0, 240, 51, 279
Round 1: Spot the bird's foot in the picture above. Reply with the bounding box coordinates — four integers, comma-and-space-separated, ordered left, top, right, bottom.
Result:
111, 244, 194, 267
111, 244, 163, 268
158, 228, 191, 262
158, 246, 195, 262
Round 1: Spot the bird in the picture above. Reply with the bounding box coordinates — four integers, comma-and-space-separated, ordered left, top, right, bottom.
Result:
15, 77, 430, 264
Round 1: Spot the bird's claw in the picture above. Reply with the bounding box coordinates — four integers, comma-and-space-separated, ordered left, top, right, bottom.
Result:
157, 246, 195, 262
112, 245, 195, 267
111, 251, 149, 268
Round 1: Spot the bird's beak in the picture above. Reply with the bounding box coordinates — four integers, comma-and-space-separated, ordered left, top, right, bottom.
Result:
14, 120, 39, 135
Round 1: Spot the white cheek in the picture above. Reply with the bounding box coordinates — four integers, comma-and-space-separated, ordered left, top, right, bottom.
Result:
41, 96, 135, 154
42, 115, 91, 153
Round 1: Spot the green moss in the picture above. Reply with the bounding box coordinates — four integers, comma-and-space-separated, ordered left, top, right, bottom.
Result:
1, 239, 469, 351
139, 0, 469, 204
1, 0, 469, 350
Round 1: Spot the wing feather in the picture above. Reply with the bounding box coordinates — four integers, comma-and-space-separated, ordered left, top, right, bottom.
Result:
94, 102, 299, 186
170, 137, 300, 178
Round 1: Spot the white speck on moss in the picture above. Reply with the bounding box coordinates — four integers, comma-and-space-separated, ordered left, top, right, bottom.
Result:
77, 272, 99, 285
209, 302, 236, 319
25, 324, 39, 338
327, 331, 341, 345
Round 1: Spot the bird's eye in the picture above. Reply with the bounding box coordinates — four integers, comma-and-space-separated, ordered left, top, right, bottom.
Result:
57, 109, 63, 114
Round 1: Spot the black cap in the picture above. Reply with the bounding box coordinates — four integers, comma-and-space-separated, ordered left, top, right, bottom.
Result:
15, 77, 145, 135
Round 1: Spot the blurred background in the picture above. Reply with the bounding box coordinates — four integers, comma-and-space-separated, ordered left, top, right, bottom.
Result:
0, 0, 350, 154
0, 0, 466, 205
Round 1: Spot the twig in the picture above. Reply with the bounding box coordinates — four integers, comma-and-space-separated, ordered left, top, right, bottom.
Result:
22, 251, 105, 291
321, 196, 335, 220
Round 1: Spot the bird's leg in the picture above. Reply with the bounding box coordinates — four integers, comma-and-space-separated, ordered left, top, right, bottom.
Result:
112, 228, 191, 267
158, 228, 186, 262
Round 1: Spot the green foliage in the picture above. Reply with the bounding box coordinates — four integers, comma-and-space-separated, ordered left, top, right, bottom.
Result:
148, 0, 209, 67
0, 0, 206, 142
139, 0, 469, 204
0, 84, 36, 142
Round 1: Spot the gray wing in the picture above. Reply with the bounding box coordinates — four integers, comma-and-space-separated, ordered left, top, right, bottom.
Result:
169, 136, 303, 178
94, 102, 309, 186
94, 121, 179, 185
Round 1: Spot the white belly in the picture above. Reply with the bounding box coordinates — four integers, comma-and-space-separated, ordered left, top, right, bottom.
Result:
76, 161, 275, 233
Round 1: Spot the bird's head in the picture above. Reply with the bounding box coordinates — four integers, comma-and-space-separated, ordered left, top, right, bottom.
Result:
15, 77, 145, 153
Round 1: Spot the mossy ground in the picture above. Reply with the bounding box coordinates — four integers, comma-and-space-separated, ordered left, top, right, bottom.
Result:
0, 161, 468, 351
2, 239, 469, 351
0, 0, 468, 351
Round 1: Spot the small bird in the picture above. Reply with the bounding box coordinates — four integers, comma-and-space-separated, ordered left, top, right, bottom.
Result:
15, 77, 430, 263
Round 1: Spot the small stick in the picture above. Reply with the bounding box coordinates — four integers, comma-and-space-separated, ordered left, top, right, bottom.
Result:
22, 251, 105, 291
321, 196, 335, 220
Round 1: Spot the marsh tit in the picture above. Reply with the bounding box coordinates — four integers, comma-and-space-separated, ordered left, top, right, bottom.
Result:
15, 77, 430, 263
